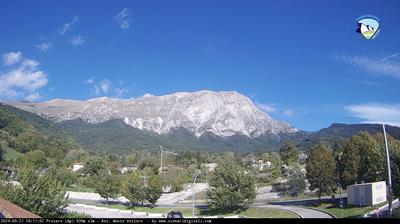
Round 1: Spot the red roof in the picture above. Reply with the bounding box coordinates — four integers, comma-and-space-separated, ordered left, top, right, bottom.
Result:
0, 198, 41, 218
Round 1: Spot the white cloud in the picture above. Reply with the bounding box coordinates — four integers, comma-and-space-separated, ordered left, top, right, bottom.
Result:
85, 78, 128, 98
85, 78, 94, 84
58, 15, 79, 35
2, 52, 22, 66
70, 35, 85, 46
283, 109, 295, 117
35, 42, 53, 52
25, 93, 41, 101
114, 8, 131, 30
345, 103, 400, 127
255, 102, 277, 113
337, 54, 400, 79
99, 79, 110, 93
142, 93, 154, 98
0, 52, 48, 101
115, 88, 128, 97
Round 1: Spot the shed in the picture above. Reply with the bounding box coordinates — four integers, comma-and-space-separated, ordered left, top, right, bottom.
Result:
347, 181, 387, 206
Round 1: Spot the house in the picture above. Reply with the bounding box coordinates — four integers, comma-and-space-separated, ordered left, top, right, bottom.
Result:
251, 160, 272, 171
347, 181, 387, 206
120, 166, 138, 174
299, 152, 308, 163
202, 163, 218, 172
72, 163, 84, 172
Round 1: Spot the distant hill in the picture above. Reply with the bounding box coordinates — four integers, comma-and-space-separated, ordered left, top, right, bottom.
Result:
2, 103, 399, 154
282, 123, 400, 151
60, 118, 400, 153
59, 118, 283, 153
0, 103, 81, 161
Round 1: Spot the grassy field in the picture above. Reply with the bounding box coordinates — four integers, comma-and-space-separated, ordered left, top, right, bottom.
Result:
90, 203, 299, 218
200, 207, 299, 218
3, 147, 23, 162
312, 201, 387, 218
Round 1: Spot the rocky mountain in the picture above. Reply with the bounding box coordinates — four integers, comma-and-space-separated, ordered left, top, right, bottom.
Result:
7, 90, 297, 138
2, 102, 400, 153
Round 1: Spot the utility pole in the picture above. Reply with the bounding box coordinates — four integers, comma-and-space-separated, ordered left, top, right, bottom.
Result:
159, 145, 178, 175
160, 145, 163, 174
383, 124, 393, 217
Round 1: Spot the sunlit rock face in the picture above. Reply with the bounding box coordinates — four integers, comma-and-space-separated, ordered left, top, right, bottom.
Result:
8, 90, 297, 138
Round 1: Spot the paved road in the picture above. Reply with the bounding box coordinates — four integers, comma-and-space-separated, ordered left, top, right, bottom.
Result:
66, 204, 161, 218
66, 188, 334, 218
252, 204, 333, 218
66, 183, 208, 206
66, 202, 333, 219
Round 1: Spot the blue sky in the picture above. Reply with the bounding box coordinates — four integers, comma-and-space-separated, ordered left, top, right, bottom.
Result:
1, 0, 400, 131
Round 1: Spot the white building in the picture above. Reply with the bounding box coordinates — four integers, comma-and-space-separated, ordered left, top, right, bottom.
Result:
72, 163, 84, 172
347, 181, 387, 206
120, 166, 138, 174
251, 160, 272, 171
299, 152, 307, 162
203, 163, 218, 172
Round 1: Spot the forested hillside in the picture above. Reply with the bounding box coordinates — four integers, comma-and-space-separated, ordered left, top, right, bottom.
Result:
0, 103, 82, 165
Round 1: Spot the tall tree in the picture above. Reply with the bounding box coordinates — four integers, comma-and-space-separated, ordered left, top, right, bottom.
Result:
84, 156, 106, 176
306, 143, 337, 201
120, 169, 162, 206
340, 132, 386, 187
286, 163, 307, 197
279, 141, 299, 165
372, 133, 400, 197
121, 171, 147, 206
93, 169, 121, 204
146, 175, 163, 206
207, 162, 256, 212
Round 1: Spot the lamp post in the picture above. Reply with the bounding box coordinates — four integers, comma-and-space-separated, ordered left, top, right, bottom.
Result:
192, 170, 202, 218
383, 124, 393, 217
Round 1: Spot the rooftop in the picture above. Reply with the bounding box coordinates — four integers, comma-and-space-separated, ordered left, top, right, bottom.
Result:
0, 198, 40, 218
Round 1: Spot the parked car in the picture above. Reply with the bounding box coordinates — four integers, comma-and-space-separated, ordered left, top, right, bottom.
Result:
167, 211, 184, 218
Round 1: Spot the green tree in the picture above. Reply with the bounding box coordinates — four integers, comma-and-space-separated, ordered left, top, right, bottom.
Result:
306, 143, 337, 201
269, 152, 283, 180
160, 167, 187, 192
279, 141, 299, 165
121, 171, 147, 206
93, 169, 121, 204
286, 163, 307, 197
372, 133, 400, 197
207, 162, 256, 212
340, 132, 385, 187
146, 175, 163, 206
49, 166, 77, 187
24, 149, 47, 169
0, 168, 67, 218
84, 156, 106, 176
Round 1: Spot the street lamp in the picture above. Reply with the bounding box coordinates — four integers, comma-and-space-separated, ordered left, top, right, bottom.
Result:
383, 124, 393, 217
192, 170, 202, 218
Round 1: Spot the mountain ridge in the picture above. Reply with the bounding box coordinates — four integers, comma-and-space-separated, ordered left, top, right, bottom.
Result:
2, 102, 400, 153
7, 90, 297, 138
